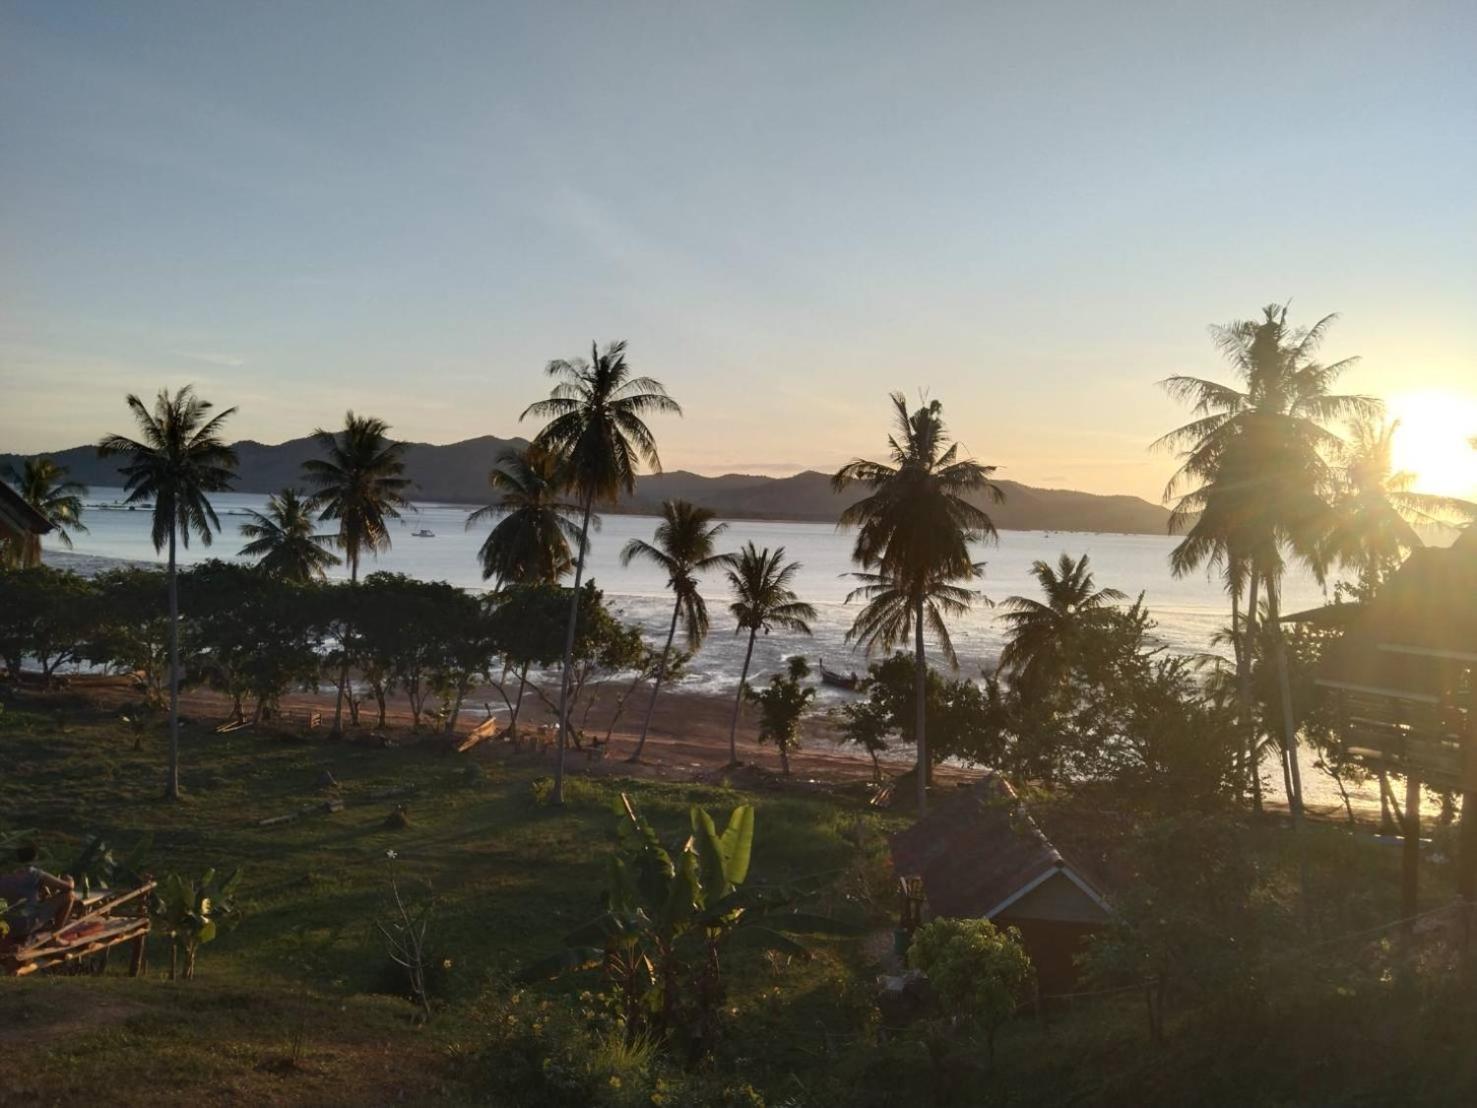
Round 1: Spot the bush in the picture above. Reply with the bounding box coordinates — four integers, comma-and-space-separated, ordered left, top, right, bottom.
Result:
907, 917, 1033, 1060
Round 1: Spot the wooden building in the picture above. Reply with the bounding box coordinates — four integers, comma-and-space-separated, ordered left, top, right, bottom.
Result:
890, 775, 1111, 993
0, 478, 53, 566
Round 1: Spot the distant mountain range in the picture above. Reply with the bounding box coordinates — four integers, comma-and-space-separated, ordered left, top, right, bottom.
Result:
2, 435, 1173, 535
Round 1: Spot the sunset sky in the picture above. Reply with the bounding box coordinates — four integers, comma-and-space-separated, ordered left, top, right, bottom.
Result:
3, 1, 1474, 501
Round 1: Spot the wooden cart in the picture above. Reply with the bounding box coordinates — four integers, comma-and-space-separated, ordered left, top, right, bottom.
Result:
2, 881, 156, 978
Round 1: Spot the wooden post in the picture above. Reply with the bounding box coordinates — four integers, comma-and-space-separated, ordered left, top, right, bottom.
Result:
1402, 766, 1422, 943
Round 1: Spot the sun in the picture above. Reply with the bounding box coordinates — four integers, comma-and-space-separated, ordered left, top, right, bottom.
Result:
1386, 390, 1477, 498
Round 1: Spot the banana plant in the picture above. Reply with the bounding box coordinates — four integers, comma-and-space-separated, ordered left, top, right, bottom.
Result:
522, 794, 856, 1055
155, 866, 241, 980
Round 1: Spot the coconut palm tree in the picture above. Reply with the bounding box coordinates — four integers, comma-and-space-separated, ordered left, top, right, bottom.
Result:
466, 444, 584, 587
521, 340, 681, 804
620, 500, 729, 762
238, 488, 341, 582
1322, 416, 1477, 589
300, 412, 412, 733
722, 542, 817, 766
0, 457, 88, 568
98, 386, 238, 799
1155, 304, 1379, 817
997, 553, 1126, 696
833, 393, 1002, 815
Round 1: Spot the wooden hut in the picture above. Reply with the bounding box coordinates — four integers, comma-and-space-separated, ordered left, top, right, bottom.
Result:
0, 478, 53, 564
890, 775, 1111, 993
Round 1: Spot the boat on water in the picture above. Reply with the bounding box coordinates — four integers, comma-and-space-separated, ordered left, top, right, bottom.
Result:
411, 529, 436, 538
818, 658, 861, 691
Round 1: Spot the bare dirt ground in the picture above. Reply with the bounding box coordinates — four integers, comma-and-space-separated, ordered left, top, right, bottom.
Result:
56, 672, 982, 794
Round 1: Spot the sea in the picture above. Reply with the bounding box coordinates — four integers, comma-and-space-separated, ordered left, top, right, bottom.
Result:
46, 487, 1389, 813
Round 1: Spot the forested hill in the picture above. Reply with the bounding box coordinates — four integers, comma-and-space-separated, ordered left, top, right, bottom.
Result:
2, 435, 1172, 535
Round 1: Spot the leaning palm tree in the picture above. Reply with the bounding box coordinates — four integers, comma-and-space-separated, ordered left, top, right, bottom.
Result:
620, 500, 729, 762
1155, 304, 1380, 818
98, 386, 238, 799
238, 488, 342, 582
833, 393, 1002, 815
1322, 416, 1477, 589
466, 444, 584, 587
521, 341, 681, 804
0, 457, 88, 568
300, 412, 412, 733
722, 542, 817, 766
997, 553, 1126, 696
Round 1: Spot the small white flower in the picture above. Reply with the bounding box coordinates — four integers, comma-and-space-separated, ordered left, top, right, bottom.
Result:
385, 849, 399, 860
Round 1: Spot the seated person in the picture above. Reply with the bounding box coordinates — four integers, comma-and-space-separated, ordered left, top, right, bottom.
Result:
0, 843, 78, 940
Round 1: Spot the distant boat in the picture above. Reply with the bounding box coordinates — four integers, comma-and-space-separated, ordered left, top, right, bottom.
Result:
818, 658, 861, 691
411, 528, 436, 538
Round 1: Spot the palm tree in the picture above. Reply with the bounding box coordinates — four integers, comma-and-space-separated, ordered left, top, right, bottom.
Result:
0, 457, 88, 568
1155, 304, 1379, 818
98, 386, 238, 799
722, 543, 817, 766
833, 393, 1002, 815
1322, 416, 1477, 589
300, 412, 412, 734
997, 553, 1126, 695
466, 444, 584, 587
620, 500, 729, 762
238, 488, 341, 582
521, 340, 681, 804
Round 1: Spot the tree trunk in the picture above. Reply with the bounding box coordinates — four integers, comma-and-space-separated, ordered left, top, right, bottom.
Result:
727, 627, 758, 766
552, 496, 595, 806
1267, 586, 1304, 825
165, 523, 181, 801
1242, 571, 1263, 814
914, 594, 928, 817
510, 660, 529, 736
630, 598, 681, 762
332, 553, 358, 735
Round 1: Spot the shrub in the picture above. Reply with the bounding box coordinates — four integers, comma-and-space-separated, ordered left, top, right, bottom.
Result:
907, 916, 1033, 1060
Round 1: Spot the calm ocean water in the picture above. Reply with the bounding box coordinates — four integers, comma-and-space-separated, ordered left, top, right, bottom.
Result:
48, 487, 1374, 810
53, 487, 1330, 698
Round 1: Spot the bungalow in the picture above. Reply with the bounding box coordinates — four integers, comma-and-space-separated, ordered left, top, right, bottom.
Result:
0, 478, 53, 567
890, 775, 1111, 994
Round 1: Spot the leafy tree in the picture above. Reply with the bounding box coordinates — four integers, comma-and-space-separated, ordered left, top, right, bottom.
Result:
87, 567, 172, 704
484, 583, 575, 739
301, 412, 411, 734
1081, 813, 1271, 1042
1156, 304, 1378, 817
98, 385, 238, 799
838, 695, 891, 783
833, 394, 1002, 815
1, 457, 87, 568
907, 917, 1033, 1063
237, 487, 341, 582
997, 552, 1125, 697
621, 500, 728, 761
0, 566, 97, 685
521, 340, 681, 804
466, 444, 584, 587
1322, 415, 1477, 590
746, 655, 816, 775
720, 543, 816, 765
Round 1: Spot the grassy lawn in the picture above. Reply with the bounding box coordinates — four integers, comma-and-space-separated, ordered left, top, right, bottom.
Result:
6, 693, 1477, 1106
0, 695, 894, 1106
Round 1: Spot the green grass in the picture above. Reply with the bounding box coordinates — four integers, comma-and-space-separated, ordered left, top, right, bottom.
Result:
0, 694, 896, 1105
6, 692, 1477, 1106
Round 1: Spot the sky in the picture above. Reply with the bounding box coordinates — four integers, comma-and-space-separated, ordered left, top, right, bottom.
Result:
2, 0, 1475, 501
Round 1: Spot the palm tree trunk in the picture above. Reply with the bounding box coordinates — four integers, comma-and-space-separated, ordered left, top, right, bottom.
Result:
914, 593, 928, 818
1267, 586, 1305, 826
165, 522, 181, 801
1233, 571, 1263, 814
332, 554, 357, 736
630, 598, 681, 762
510, 660, 529, 737
727, 627, 758, 766
1245, 572, 1264, 813
552, 495, 595, 806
